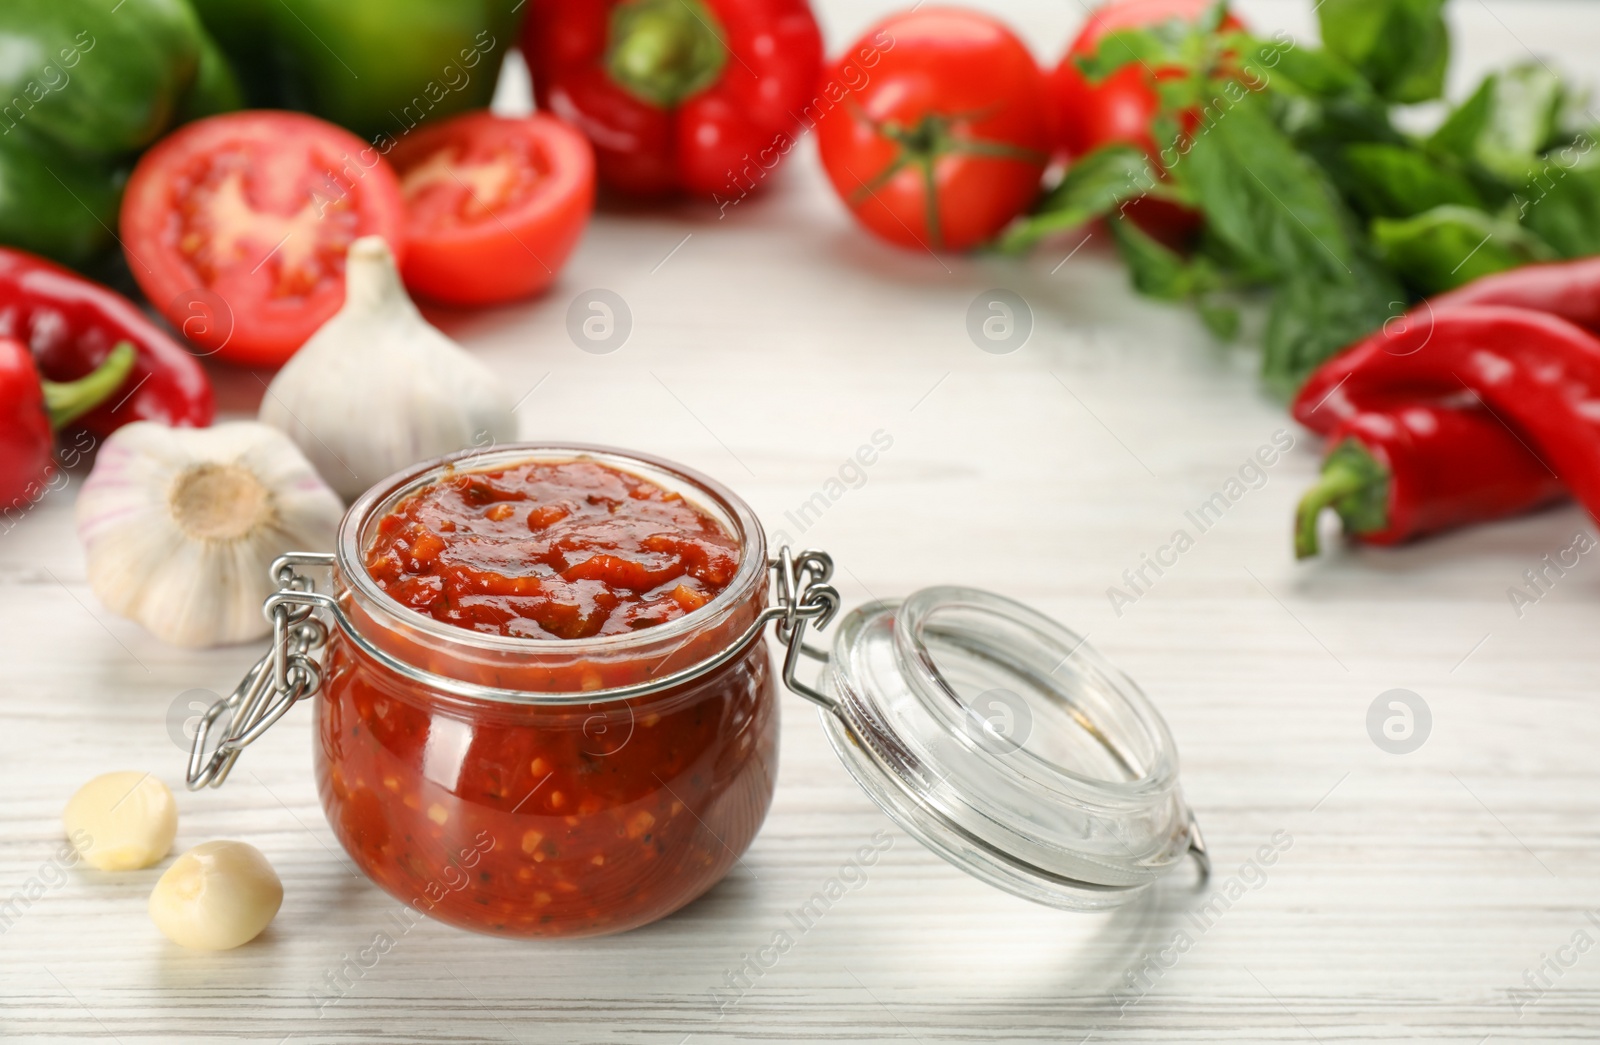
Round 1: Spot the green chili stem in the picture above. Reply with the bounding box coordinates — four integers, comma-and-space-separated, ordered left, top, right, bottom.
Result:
1294, 459, 1374, 560
42, 341, 137, 430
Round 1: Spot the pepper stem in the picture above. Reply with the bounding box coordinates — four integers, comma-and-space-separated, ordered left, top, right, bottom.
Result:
1293, 440, 1392, 560
607, 0, 728, 107
42, 342, 137, 430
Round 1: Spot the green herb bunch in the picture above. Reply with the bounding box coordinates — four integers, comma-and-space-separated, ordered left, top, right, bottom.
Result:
1000, 0, 1599, 395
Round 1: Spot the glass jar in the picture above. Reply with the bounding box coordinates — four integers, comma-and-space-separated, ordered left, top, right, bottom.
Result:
188, 443, 1208, 939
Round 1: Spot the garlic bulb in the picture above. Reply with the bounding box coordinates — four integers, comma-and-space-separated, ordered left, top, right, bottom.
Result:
76, 421, 344, 648
259, 236, 517, 501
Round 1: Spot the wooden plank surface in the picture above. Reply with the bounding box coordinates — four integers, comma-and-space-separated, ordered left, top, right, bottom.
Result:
4, 1, 1600, 1040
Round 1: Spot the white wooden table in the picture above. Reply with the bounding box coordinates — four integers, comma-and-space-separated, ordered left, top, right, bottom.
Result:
4, 2, 1600, 1040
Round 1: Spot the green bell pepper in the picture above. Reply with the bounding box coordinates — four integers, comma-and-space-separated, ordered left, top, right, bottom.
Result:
0, 130, 125, 268
0, 0, 241, 268
0, 0, 207, 156
188, 0, 525, 143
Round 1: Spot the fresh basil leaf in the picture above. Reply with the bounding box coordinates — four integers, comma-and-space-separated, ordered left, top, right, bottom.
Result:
1198, 300, 1241, 339
1429, 65, 1569, 184
1182, 91, 1359, 280
1427, 73, 1493, 159
1075, 27, 1183, 83
1339, 143, 1483, 217
1318, 0, 1449, 103
1372, 204, 1557, 294
1110, 214, 1238, 340
1075, 12, 1238, 85
1261, 256, 1402, 397
1108, 213, 1218, 299
995, 145, 1175, 253
1519, 144, 1600, 257
1251, 43, 1369, 101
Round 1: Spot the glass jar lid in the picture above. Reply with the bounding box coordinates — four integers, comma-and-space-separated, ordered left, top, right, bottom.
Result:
814, 585, 1204, 911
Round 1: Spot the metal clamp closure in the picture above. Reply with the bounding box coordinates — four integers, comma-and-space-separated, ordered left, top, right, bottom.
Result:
186, 547, 843, 790
186, 553, 333, 789
770, 547, 841, 712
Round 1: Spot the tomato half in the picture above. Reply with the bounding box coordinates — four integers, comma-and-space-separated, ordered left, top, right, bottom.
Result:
121, 111, 406, 368
1052, 0, 1246, 160
815, 8, 1051, 253
388, 113, 596, 308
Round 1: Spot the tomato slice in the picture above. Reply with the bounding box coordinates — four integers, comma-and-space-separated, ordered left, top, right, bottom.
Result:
120, 111, 406, 368
388, 113, 595, 307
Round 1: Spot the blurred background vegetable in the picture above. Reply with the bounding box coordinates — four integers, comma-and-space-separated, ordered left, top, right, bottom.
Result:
1002, 0, 1600, 394
118, 111, 407, 368
524, 0, 822, 197
816, 8, 1051, 251
1, 339, 132, 509
0, 247, 214, 435
185, 0, 522, 144
0, 0, 240, 269
1048, 0, 1245, 246
391, 112, 595, 307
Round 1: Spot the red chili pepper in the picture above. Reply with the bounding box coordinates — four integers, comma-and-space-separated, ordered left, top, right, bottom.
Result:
1292, 402, 1566, 558
1290, 257, 1600, 557
524, 0, 823, 198
1295, 306, 1600, 528
0, 247, 213, 437
1, 339, 134, 510
1432, 255, 1600, 332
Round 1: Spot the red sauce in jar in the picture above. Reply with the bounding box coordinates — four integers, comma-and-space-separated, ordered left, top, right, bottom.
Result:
317, 453, 775, 938
365, 460, 740, 639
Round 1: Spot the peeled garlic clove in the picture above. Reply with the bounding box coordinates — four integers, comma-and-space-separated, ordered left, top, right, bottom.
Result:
259, 236, 517, 502
62, 771, 178, 871
75, 421, 344, 648
149, 841, 283, 950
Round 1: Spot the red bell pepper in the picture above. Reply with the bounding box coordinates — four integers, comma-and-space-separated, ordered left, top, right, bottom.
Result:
0, 247, 213, 438
2, 339, 134, 511
524, 0, 823, 198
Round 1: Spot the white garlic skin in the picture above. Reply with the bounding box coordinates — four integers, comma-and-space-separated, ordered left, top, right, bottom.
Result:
149, 841, 283, 951
75, 421, 344, 648
259, 236, 517, 502
62, 771, 177, 871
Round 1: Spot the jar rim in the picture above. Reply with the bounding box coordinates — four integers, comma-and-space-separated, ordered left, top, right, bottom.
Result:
334, 443, 769, 694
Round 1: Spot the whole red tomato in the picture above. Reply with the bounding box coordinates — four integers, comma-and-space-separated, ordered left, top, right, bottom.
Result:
815, 8, 1051, 253
1048, 0, 1245, 245
1051, 0, 1246, 161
